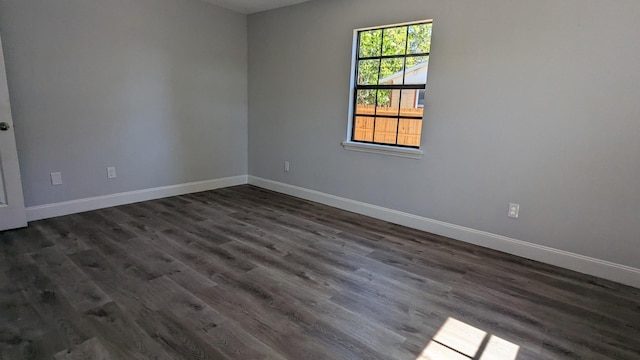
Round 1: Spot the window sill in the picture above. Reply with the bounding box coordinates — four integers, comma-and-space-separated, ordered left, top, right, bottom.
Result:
342, 141, 423, 159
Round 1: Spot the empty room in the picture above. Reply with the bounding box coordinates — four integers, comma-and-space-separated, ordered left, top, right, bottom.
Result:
0, 0, 639, 359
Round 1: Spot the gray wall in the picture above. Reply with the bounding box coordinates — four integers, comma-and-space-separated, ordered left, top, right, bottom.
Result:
248, 0, 640, 268
0, 0, 247, 207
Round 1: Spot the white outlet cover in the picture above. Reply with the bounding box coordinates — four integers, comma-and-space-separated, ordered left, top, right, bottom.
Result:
51, 172, 62, 186
508, 203, 520, 219
107, 167, 117, 179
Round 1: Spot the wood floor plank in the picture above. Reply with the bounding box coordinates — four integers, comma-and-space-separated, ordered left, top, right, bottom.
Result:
194, 283, 346, 360
244, 265, 411, 359
54, 336, 116, 360
135, 307, 231, 360
208, 271, 391, 360
129, 202, 233, 246
146, 276, 285, 360
32, 220, 91, 255
29, 246, 112, 313
81, 302, 178, 360
1, 185, 638, 359
0, 253, 94, 358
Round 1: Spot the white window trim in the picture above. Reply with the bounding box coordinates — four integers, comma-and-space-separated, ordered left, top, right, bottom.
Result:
343, 19, 432, 159
342, 141, 423, 159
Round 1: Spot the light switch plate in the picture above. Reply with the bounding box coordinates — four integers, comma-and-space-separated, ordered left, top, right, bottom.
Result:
107, 166, 117, 179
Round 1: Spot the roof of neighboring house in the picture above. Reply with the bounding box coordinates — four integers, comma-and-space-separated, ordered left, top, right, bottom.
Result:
379, 61, 428, 84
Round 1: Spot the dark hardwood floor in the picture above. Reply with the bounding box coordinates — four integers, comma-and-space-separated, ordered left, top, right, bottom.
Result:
1, 185, 638, 359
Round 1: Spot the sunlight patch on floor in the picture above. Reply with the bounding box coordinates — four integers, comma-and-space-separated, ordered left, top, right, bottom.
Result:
416, 317, 519, 360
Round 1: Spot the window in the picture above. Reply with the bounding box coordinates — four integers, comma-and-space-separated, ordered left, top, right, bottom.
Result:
346, 21, 432, 152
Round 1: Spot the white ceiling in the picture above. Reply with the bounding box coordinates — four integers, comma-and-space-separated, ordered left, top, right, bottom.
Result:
200, 0, 312, 14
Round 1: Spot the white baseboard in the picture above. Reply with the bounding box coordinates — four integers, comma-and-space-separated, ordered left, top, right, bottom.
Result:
26, 175, 248, 222
248, 176, 640, 288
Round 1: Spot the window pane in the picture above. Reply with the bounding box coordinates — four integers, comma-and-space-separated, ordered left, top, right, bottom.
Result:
382, 26, 407, 56
385, 89, 402, 113
404, 56, 428, 85
357, 59, 380, 85
397, 118, 422, 147
355, 89, 376, 115
353, 116, 374, 142
374, 117, 398, 144
376, 89, 399, 116
408, 23, 432, 54
359, 29, 382, 58
417, 89, 425, 107
399, 89, 424, 117
379, 58, 404, 84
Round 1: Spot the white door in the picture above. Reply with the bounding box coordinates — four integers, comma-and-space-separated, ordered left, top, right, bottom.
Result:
0, 34, 27, 231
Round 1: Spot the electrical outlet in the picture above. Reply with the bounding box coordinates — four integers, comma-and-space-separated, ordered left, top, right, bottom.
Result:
508, 203, 520, 219
107, 166, 117, 179
51, 172, 62, 186
284, 161, 290, 172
